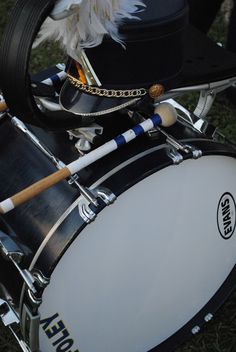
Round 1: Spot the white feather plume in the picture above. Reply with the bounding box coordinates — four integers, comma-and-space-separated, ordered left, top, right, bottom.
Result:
34, 0, 146, 59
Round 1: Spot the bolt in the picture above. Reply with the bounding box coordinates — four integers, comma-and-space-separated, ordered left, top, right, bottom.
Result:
191, 326, 201, 335
204, 313, 213, 322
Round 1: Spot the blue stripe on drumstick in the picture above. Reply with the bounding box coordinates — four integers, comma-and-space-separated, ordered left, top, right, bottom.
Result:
114, 114, 161, 148
114, 134, 126, 147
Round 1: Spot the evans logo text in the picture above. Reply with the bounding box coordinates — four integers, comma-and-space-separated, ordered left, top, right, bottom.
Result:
217, 193, 236, 240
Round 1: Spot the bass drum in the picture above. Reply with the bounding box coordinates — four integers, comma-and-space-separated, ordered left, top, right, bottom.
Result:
0, 114, 236, 352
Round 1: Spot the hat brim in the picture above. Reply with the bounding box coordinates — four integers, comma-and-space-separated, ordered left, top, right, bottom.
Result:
59, 79, 141, 117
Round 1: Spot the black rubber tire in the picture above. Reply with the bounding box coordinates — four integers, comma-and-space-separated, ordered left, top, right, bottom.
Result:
0, 0, 92, 130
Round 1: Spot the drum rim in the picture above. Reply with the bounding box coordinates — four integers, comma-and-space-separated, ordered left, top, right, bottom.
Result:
147, 264, 236, 352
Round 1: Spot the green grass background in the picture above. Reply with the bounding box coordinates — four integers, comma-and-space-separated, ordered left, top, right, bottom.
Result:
1, 1, 236, 351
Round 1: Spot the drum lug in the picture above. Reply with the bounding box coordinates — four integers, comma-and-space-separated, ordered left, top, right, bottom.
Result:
91, 186, 117, 206
184, 144, 203, 159
18, 270, 37, 295
27, 289, 42, 307
158, 127, 203, 159
78, 198, 97, 223
78, 186, 116, 224
32, 270, 50, 288
167, 148, 184, 165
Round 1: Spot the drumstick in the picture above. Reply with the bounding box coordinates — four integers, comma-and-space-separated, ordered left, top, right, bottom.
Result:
0, 103, 177, 214
0, 66, 67, 114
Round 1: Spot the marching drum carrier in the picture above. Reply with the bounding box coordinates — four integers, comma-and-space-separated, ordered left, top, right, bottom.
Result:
0, 0, 236, 352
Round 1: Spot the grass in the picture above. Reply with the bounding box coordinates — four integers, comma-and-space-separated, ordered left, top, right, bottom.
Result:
0, 1, 236, 352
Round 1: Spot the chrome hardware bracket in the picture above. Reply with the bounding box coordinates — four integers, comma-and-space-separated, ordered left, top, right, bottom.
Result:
194, 89, 216, 119
0, 298, 19, 326
184, 144, 203, 159
0, 299, 31, 352
155, 76, 236, 106
0, 230, 24, 264
68, 123, 104, 153
156, 127, 203, 160
164, 99, 218, 138
193, 117, 217, 136
91, 186, 117, 206
78, 186, 116, 224
78, 198, 97, 223
13, 263, 37, 295
11, 117, 65, 170
193, 78, 236, 119
27, 289, 42, 307
167, 149, 184, 165
157, 127, 190, 154
0, 231, 37, 295
21, 303, 40, 352
32, 270, 50, 289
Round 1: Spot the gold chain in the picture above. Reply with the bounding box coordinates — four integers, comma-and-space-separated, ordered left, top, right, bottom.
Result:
67, 74, 147, 98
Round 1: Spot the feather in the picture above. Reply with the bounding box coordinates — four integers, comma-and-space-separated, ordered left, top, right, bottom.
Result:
34, 0, 146, 59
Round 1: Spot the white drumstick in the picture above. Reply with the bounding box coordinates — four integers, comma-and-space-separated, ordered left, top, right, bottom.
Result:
0, 66, 67, 114
0, 103, 177, 214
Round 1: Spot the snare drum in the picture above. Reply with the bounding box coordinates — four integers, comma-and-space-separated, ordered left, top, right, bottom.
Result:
0, 113, 236, 352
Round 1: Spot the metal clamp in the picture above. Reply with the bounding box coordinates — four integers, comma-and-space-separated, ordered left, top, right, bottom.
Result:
32, 270, 50, 289
184, 144, 203, 159
68, 123, 104, 153
0, 230, 24, 264
21, 303, 40, 352
157, 127, 190, 154
167, 148, 184, 165
0, 299, 31, 352
0, 231, 37, 295
159, 128, 202, 162
78, 186, 116, 223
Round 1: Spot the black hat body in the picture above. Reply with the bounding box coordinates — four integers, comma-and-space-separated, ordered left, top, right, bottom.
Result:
60, 0, 188, 117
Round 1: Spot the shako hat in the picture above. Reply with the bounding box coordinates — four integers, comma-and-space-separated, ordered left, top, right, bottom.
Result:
38, 0, 188, 117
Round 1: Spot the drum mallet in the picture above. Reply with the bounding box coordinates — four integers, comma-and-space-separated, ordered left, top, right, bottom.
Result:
0, 103, 177, 214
